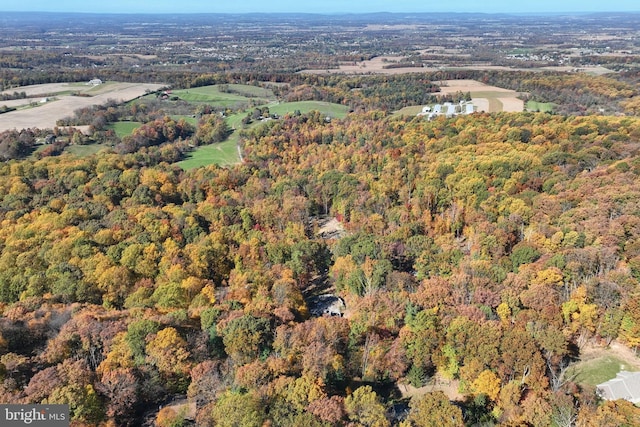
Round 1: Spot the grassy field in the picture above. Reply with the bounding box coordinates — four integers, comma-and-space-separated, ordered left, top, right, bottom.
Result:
568, 355, 636, 386
265, 101, 349, 119
225, 84, 274, 98
527, 100, 555, 112
65, 143, 109, 157
177, 138, 239, 169
392, 106, 425, 117
108, 121, 142, 138
61, 90, 348, 169
171, 115, 198, 126
171, 84, 275, 107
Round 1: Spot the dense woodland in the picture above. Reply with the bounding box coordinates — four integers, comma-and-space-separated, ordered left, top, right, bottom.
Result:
1, 95, 640, 425
3, 10, 640, 427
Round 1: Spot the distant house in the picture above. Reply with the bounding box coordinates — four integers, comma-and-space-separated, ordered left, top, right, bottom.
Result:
597, 371, 640, 404
88, 78, 103, 86
307, 294, 346, 317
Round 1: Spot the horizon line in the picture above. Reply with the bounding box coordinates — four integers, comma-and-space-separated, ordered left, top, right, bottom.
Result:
1, 10, 639, 15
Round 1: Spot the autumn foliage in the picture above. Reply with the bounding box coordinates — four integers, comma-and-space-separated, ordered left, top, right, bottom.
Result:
1, 101, 640, 425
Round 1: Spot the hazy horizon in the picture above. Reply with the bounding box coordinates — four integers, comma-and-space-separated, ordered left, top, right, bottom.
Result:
2, 0, 639, 15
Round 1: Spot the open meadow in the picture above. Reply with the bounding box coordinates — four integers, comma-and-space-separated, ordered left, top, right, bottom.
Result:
171, 84, 275, 106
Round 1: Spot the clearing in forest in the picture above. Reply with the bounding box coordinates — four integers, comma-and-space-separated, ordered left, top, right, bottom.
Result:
170, 84, 275, 106
569, 341, 640, 387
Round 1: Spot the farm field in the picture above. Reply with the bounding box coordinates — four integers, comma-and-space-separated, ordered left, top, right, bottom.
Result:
392, 106, 425, 117
264, 101, 349, 119
0, 82, 165, 132
171, 84, 275, 106
436, 80, 524, 113
302, 54, 615, 78
64, 143, 109, 157
393, 80, 523, 116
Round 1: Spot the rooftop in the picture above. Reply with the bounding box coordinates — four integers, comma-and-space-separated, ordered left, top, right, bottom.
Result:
597, 371, 640, 404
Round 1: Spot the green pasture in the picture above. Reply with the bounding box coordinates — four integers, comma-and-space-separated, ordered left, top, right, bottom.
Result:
66, 143, 109, 157
225, 84, 274, 98
177, 137, 239, 169
527, 100, 555, 113
171, 84, 274, 106
509, 48, 533, 55
108, 121, 142, 138
568, 355, 637, 387
264, 101, 349, 119
392, 106, 424, 117
171, 115, 198, 126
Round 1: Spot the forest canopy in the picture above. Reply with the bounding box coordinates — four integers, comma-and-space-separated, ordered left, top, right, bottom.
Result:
1, 105, 640, 425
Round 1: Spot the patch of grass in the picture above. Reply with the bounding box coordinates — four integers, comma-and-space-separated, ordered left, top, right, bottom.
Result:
509, 48, 533, 55
172, 87, 247, 104
527, 100, 555, 113
568, 356, 636, 387
177, 138, 239, 169
65, 143, 109, 157
265, 101, 349, 119
171, 84, 274, 107
85, 81, 119, 93
225, 84, 274, 98
392, 106, 425, 117
108, 121, 142, 138
171, 115, 198, 126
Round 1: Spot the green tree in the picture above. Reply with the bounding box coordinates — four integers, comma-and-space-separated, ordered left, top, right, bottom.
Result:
405, 391, 463, 427
126, 319, 160, 365
344, 385, 390, 427
209, 390, 266, 427
222, 315, 272, 365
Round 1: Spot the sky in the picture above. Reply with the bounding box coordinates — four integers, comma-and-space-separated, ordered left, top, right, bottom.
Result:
2, 0, 640, 14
